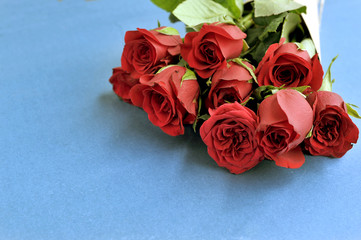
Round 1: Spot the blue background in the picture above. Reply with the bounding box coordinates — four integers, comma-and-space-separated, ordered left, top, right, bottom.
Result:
1, 0, 360, 239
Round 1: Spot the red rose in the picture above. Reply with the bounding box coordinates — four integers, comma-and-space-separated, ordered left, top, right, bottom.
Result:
130, 65, 199, 136
206, 61, 253, 109
200, 102, 264, 174
181, 23, 246, 79
109, 67, 138, 104
255, 39, 324, 91
305, 91, 359, 157
257, 89, 313, 168
121, 27, 182, 78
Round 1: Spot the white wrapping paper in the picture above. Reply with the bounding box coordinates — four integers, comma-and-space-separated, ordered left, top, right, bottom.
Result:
294, 0, 325, 57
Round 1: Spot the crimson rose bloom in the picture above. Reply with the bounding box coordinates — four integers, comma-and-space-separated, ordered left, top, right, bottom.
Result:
200, 102, 264, 174
181, 23, 246, 79
255, 39, 324, 91
206, 61, 254, 109
121, 27, 182, 78
257, 89, 313, 168
130, 65, 199, 136
109, 67, 138, 104
305, 91, 359, 157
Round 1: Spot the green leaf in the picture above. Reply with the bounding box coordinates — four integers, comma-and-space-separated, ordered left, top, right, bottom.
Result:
253, 84, 308, 101
181, 69, 197, 102
169, 13, 180, 23
254, 0, 306, 17
231, 58, 258, 84
213, 0, 243, 19
250, 31, 281, 63
281, 12, 302, 42
155, 26, 180, 35
242, 39, 250, 52
290, 85, 310, 93
172, 0, 235, 28
181, 68, 197, 84
258, 13, 286, 41
182, 71, 196, 82
151, 0, 184, 12
198, 114, 210, 121
253, 85, 279, 101
185, 26, 197, 32
244, 13, 286, 62
319, 55, 338, 92
346, 103, 361, 119
306, 126, 313, 138
254, 14, 283, 26
177, 58, 188, 67
289, 6, 307, 15
295, 38, 316, 58
348, 103, 359, 108
157, 20, 161, 28
245, 27, 264, 46
156, 64, 176, 74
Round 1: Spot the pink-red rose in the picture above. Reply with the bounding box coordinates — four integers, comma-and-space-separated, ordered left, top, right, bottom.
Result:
305, 91, 359, 157
130, 65, 199, 136
121, 27, 182, 78
109, 67, 139, 104
257, 89, 313, 168
200, 102, 264, 174
206, 61, 254, 109
255, 39, 324, 91
181, 23, 246, 79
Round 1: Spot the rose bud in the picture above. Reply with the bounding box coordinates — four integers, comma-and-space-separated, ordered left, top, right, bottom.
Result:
255, 38, 324, 91
181, 23, 247, 79
200, 102, 264, 174
121, 27, 182, 78
109, 67, 139, 104
257, 89, 313, 168
305, 91, 359, 157
130, 65, 199, 136
206, 61, 254, 110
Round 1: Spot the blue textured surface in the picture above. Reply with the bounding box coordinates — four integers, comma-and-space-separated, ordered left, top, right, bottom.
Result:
1, 1, 361, 239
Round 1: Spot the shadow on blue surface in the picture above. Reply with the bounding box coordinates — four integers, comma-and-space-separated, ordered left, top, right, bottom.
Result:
98, 90, 333, 189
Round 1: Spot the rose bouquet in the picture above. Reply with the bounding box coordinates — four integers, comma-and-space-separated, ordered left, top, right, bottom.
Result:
109, 0, 360, 174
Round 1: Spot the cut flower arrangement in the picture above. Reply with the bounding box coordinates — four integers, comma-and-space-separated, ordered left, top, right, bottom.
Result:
109, 0, 360, 174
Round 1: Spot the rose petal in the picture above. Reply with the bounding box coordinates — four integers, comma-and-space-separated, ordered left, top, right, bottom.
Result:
272, 145, 305, 168
275, 43, 311, 61
124, 30, 143, 43
309, 54, 324, 91
138, 28, 182, 48
129, 84, 146, 107
311, 91, 347, 113
276, 89, 313, 138
214, 34, 243, 59
257, 93, 288, 130
180, 32, 198, 65
199, 23, 247, 41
